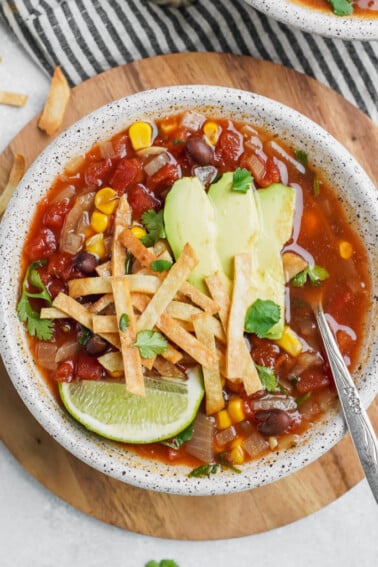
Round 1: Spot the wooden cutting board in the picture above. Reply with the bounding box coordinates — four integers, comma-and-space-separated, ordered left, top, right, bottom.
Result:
0, 53, 377, 540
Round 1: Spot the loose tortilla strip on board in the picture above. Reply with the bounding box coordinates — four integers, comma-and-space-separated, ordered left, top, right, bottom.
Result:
0, 153, 26, 216
0, 90, 28, 107
38, 67, 71, 136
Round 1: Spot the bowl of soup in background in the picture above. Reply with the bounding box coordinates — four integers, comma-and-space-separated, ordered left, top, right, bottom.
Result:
0, 85, 377, 495
244, 0, 378, 41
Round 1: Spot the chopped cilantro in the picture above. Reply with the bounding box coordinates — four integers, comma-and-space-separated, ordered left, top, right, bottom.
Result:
172, 138, 185, 145
119, 313, 130, 332
145, 561, 180, 567
232, 167, 253, 193
292, 265, 329, 287
188, 463, 219, 478
125, 252, 134, 274
244, 299, 281, 338
134, 330, 168, 358
313, 175, 321, 196
256, 364, 278, 392
150, 259, 173, 273
294, 149, 308, 166
78, 326, 91, 345
140, 209, 166, 246
296, 392, 312, 407
161, 423, 194, 450
327, 0, 353, 16
17, 260, 54, 340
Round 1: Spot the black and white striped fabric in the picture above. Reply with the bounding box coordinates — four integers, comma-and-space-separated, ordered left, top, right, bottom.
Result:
1, 0, 377, 122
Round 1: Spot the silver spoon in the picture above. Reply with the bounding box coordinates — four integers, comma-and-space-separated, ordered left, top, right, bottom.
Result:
314, 303, 378, 504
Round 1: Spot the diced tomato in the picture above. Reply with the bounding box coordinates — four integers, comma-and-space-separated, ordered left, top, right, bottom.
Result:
55, 359, 75, 382
47, 278, 67, 299
27, 228, 57, 261
240, 152, 280, 188
251, 337, 281, 368
111, 133, 133, 159
146, 163, 180, 195
77, 351, 103, 381
127, 183, 160, 220
296, 366, 330, 394
43, 199, 72, 230
260, 158, 281, 187
109, 157, 144, 194
84, 158, 113, 187
47, 251, 75, 281
216, 128, 244, 169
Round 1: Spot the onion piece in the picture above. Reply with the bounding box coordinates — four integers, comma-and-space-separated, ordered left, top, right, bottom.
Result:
290, 352, 323, 377
60, 192, 95, 254
64, 155, 85, 175
193, 165, 218, 186
180, 111, 205, 132
143, 152, 171, 176
35, 342, 58, 370
242, 430, 269, 459
137, 146, 166, 158
268, 141, 306, 174
55, 340, 80, 363
250, 394, 298, 412
215, 426, 236, 447
244, 152, 265, 180
98, 139, 116, 160
51, 184, 76, 204
185, 412, 214, 463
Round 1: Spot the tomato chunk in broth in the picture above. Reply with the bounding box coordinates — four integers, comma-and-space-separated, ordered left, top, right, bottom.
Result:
19, 110, 370, 473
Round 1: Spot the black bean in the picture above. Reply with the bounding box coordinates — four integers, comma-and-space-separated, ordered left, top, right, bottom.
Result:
74, 251, 98, 274
85, 334, 108, 355
186, 136, 213, 165
255, 409, 291, 436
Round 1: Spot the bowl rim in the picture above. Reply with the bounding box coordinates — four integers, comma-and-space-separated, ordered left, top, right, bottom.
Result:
244, 0, 378, 41
0, 84, 377, 495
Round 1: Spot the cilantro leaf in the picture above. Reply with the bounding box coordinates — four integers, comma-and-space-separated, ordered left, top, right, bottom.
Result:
327, 0, 353, 16
141, 209, 166, 246
294, 149, 308, 166
256, 364, 278, 393
188, 464, 219, 478
17, 260, 54, 340
244, 299, 281, 338
119, 313, 130, 332
161, 423, 194, 450
150, 259, 173, 273
313, 175, 321, 196
232, 167, 253, 193
145, 561, 180, 567
292, 265, 329, 287
134, 330, 168, 358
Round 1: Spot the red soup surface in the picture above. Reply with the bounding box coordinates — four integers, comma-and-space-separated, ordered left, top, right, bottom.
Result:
19, 110, 370, 474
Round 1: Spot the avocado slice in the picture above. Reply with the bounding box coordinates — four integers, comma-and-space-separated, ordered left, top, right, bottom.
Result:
207, 172, 260, 280
248, 183, 296, 339
163, 176, 225, 293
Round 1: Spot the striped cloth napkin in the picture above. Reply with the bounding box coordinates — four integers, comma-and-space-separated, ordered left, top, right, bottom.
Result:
1, 0, 377, 122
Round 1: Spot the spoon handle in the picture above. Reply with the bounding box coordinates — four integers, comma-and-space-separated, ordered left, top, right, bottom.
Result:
315, 306, 378, 504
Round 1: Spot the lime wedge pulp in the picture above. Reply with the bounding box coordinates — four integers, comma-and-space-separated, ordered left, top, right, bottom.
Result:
59, 367, 204, 444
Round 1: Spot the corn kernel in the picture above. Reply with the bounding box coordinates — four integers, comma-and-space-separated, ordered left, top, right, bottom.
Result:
131, 225, 147, 239
91, 210, 109, 233
216, 409, 232, 430
230, 444, 245, 465
339, 240, 353, 260
85, 233, 106, 259
94, 187, 118, 215
203, 121, 220, 146
227, 398, 246, 424
129, 121, 153, 151
109, 370, 124, 379
276, 325, 302, 357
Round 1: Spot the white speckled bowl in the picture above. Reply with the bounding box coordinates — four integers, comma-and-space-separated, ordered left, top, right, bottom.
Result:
0, 86, 377, 495
244, 0, 378, 40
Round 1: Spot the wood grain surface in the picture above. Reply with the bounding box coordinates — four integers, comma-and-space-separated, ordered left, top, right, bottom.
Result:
0, 53, 377, 540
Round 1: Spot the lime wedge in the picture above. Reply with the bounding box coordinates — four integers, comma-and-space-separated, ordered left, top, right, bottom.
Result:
59, 367, 204, 444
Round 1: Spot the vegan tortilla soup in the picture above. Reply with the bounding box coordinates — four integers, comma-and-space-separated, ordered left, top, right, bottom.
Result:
18, 110, 370, 474
292, 0, 378, 17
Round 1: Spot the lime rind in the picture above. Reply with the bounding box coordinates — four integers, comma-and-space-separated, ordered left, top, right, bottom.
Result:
59, 367, 204, 444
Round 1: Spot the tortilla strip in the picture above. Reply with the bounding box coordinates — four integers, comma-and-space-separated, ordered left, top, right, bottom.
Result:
0, 153, 26, 216
52, 292, 121, 349
38, 67, 70, 136
205, 272, 231, 333
40, 307, 68, 319
0, 90, 28, 107
192, 313, 224, 415
112, 195, 131, 276
226, 254, 261, 395
178, 281, 219, 314
98, 351, 123, 375
152, 356, 185, 379
111, 276, 145, 395
96, 261, 111, 277
158, 313, 217, 368
68, 274, 161, 297
118, 227, 157, 267
92, 314, 117, 333
88, 293, 114, 314
136, 243, 198, 333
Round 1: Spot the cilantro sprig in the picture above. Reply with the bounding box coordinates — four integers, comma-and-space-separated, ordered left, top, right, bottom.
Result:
150, 259, 173, 273
17, 260, 54, 340
188, 453, 241, 478
161, 423, 194, 450
244, 299, 281, 338
141, 209, 166, 246
256, 365, 278, 393
327, 0, 353, 16
232, 167, 253, 193
134, 330, 168, 358
292, 265, 329, 287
